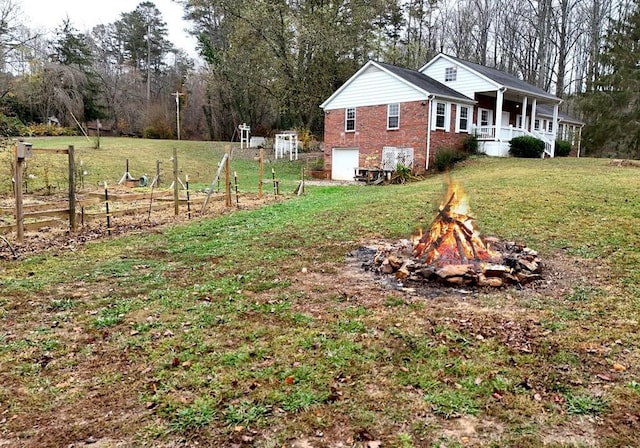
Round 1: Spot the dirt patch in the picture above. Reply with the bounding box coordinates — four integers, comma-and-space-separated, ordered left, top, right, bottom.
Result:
608, 159, 640, 168
0, 191, 282, 260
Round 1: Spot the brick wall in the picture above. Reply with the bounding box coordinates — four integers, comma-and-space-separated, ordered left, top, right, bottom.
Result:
323, 100, 468, 176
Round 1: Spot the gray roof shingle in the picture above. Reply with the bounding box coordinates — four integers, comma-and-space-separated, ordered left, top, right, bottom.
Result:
536, 104, 584, 125
444, 55, 559, 101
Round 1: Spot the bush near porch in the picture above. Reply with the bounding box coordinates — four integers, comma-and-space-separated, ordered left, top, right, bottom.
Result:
555, 139, 572, 157
509, 135, 545, 158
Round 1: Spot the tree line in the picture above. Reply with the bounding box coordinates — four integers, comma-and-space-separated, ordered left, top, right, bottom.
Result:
1, 0, 639, 158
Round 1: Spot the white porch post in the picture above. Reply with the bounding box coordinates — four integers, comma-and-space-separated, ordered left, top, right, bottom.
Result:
530, 99, 537, 132
426, 95, 434, 170
577, 126, 583, 158
551, 103, 559, 157
495, 88, 504, 140
521, 96, 528, 131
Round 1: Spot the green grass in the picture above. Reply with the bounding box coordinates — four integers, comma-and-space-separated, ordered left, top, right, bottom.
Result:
565, 392, 608, 415
1, 154, 640, 446
0, 136, 308, 195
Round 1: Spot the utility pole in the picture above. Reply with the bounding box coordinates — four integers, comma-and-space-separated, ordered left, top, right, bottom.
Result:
172, 91, 185, 140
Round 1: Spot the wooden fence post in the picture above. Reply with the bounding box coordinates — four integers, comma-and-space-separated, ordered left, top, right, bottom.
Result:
224, 145, 232, 207
258, 148, 264, 199
14, 149, 24, 243
172, 148, 179, 216
68, 145, 77, 231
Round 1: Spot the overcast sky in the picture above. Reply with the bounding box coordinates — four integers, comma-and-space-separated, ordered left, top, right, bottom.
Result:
20, 0, 199, 57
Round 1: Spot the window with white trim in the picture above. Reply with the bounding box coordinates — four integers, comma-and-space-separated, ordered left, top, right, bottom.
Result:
435, 102, 446, 129
457, 105, 470, 132
445, 66, 457, 82
387, 103, 400, 129
534, 119, 540, 131
345, 107, 355, 132
547, 120, 553, 133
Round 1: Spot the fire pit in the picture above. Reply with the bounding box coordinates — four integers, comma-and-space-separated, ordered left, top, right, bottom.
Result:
368, 177, 542, 288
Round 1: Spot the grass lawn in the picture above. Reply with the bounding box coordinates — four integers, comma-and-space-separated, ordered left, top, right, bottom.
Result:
0, 136, 311, 195
0, 140, 639, 447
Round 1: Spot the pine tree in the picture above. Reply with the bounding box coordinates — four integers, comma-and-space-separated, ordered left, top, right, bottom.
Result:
581, 0, 640, 159
50, 19, 105, 122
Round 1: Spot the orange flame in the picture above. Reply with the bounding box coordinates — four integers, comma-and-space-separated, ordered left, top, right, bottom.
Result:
413, 177, 499, 266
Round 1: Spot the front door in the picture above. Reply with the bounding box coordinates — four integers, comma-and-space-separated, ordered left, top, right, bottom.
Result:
477, 108, 494, 138
502, 111, 510, 128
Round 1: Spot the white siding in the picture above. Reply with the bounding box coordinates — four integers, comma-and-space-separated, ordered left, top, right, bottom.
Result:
323, 65, 426, 110
421, 58, 496, 99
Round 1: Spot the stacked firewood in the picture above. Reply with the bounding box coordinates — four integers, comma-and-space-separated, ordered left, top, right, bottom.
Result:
371, 240, 542, 288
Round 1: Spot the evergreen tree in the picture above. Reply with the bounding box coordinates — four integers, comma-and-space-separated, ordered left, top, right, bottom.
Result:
51, 18, 105, 122
581, 0, 640, 158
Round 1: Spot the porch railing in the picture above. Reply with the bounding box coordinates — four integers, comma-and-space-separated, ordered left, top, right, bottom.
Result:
472, 125, 555, 157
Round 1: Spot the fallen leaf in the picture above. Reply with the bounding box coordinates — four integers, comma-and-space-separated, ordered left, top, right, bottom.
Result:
182, 361, 191, 369
533, 393, 542, 401
285, 376, 295, 385
597, 373, 612, 382
367, 442, 382, 448
474, 377, 483, 385
171, 357, 179, 367
613, 363, 626, 372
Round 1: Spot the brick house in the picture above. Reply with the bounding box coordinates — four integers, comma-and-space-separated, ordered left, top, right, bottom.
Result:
320, 54, 584, 180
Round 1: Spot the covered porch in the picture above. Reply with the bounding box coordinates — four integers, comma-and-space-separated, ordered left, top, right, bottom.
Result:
471, 88, 561, 157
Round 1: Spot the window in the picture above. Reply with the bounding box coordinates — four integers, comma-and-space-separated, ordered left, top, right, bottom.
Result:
445, 66, 457, 82
457, 105, 470, 132
387, 103, 400, 129
435, 102, 446, 129
547, 120, 553, 133
534, 119, 540, 131
345, 108, 356, 131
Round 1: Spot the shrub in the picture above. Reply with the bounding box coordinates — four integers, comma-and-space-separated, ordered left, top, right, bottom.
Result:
24, 124, 78, 137
462, 133, 479, 154
555, 139, 572, 157
0, 114, 27, 137
143, 122, 174, 139
390, 163, 421, 184
434, 147, 468, 172
509, 136, 545, 158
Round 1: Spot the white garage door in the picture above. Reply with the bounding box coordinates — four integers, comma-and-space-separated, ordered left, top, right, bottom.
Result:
331, 148, 359, 181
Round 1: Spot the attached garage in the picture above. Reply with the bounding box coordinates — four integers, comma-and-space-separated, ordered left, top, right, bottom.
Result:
331, 148, 359, 181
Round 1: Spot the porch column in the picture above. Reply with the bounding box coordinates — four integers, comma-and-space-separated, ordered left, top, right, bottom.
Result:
577, 126, 583, 158
521, 96, 528, 131
495, 88, 504, 140
530, 98, 537, 133
551, 103, 559, 157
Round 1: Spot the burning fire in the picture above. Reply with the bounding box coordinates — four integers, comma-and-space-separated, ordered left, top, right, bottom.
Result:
413, 177, 500, 266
